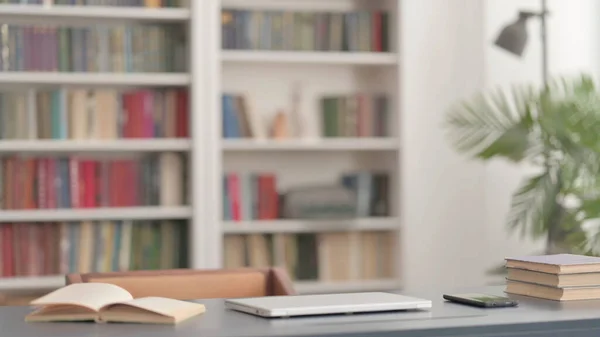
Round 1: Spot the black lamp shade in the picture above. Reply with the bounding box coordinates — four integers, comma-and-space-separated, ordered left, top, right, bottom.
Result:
494, 19, 529, 57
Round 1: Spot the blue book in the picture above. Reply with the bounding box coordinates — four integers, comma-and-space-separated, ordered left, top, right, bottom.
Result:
112, 221, 122, 271
222, 95, 240, 138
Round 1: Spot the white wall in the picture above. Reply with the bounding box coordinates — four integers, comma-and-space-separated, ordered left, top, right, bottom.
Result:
400, 0, 600, 290
483, 0, 600, 272
400, 0, 487, 291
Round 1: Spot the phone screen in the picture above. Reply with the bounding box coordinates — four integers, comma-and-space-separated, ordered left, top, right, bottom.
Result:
450, 293, 511, 304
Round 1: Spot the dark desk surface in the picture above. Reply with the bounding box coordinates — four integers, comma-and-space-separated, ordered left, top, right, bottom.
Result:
3, 286, 600, 337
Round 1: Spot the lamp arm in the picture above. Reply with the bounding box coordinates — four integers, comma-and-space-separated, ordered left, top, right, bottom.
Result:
540, 0, 548, 85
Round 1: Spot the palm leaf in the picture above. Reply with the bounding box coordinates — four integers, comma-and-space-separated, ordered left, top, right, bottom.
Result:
508, 171, 561, 239
445, 85, 537, 162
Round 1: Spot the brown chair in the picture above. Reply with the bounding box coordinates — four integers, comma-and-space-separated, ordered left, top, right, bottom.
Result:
66, 267, 296, 300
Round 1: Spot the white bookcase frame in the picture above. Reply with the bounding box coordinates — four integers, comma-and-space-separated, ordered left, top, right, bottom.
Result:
0, 0, 405, 295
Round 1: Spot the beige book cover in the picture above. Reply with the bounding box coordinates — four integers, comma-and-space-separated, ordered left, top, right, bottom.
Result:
159, 153, 183, 206
26, 283, 206, 324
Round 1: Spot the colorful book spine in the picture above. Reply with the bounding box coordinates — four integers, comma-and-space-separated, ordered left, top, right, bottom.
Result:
222, 9, 390, 52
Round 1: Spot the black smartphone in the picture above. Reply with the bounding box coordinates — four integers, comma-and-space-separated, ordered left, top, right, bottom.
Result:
442, 293, 518, 308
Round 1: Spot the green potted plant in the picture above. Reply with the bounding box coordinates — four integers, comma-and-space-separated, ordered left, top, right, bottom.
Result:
445, 75, 600, 264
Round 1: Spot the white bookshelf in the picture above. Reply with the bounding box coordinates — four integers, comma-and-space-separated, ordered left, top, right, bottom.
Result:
223, 218, 399, 234
0, 139, 191, 152
205, 0, 403, 293
0, 0, 405, 295
0, 5, 190, 24
0, 4, 199, 291
221, 51, 398, 65
222, 139, 400, 151
0, 72, 189, 88
0, 206, 192, 222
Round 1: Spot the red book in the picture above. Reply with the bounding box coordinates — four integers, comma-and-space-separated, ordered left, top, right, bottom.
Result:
2, 224, 14, 277
176, 90, 189, 138
109, 161, 120, 207
262, 174, 278, 219
81, 161, 98, 208
42, 223, 55, 275
141, 90, 154, 138
257, 175, 268, 220
228, 174, 241, 221
17, 224, 30, 276
122, 93, 134, 138
132, 91, 145, 138
372, 12, 383, 52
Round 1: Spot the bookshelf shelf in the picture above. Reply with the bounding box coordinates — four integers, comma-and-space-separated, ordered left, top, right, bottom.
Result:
0, 206, 192, 222
0, 139, 191, 153
223, 218, 399, 234
295, 279, 401, 294
221, 51, 398, 65
0, 276, 401, 294
221, 139, 400, 151
0, 73, 190, 88
0, 275, 64, 292
0, 5, 190, 24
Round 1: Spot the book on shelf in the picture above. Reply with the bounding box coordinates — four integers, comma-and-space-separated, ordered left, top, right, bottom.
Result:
223, 171, 390, 222
223, 231, 395, 282
341, 171, 389, 217
0, 88, 188, 140
223, 172, 279, 221
0, 0, 187, 7
221, 9, 389, 52
25, 283, 205, 324
321, 94, 389, 138
1, 153, 184, 209
0, 220, 187, 278
222, 93, 264, 139
0, 24, 186, 73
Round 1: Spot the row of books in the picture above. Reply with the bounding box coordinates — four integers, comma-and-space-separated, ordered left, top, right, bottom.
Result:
224, 231, 395, 281
0, 0, 186, 6
0, 220, 187, 278
0, 153, 184, 209
223, 171, 390, 221
222, 10, 390, 52
0, 88, 189, 140
321, 95, 389, 138
0, 24, 186, 73
341, 172, 389, 217
223, 173, 278, 221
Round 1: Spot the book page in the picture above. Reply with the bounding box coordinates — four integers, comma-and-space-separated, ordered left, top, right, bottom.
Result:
103, 297, 206, 319
31, 283, 134, 312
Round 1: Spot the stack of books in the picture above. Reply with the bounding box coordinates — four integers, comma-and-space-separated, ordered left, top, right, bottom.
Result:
505, 254, 600, 301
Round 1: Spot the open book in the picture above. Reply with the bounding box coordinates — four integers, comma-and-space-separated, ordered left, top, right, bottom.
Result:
25, 283, 206, 324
